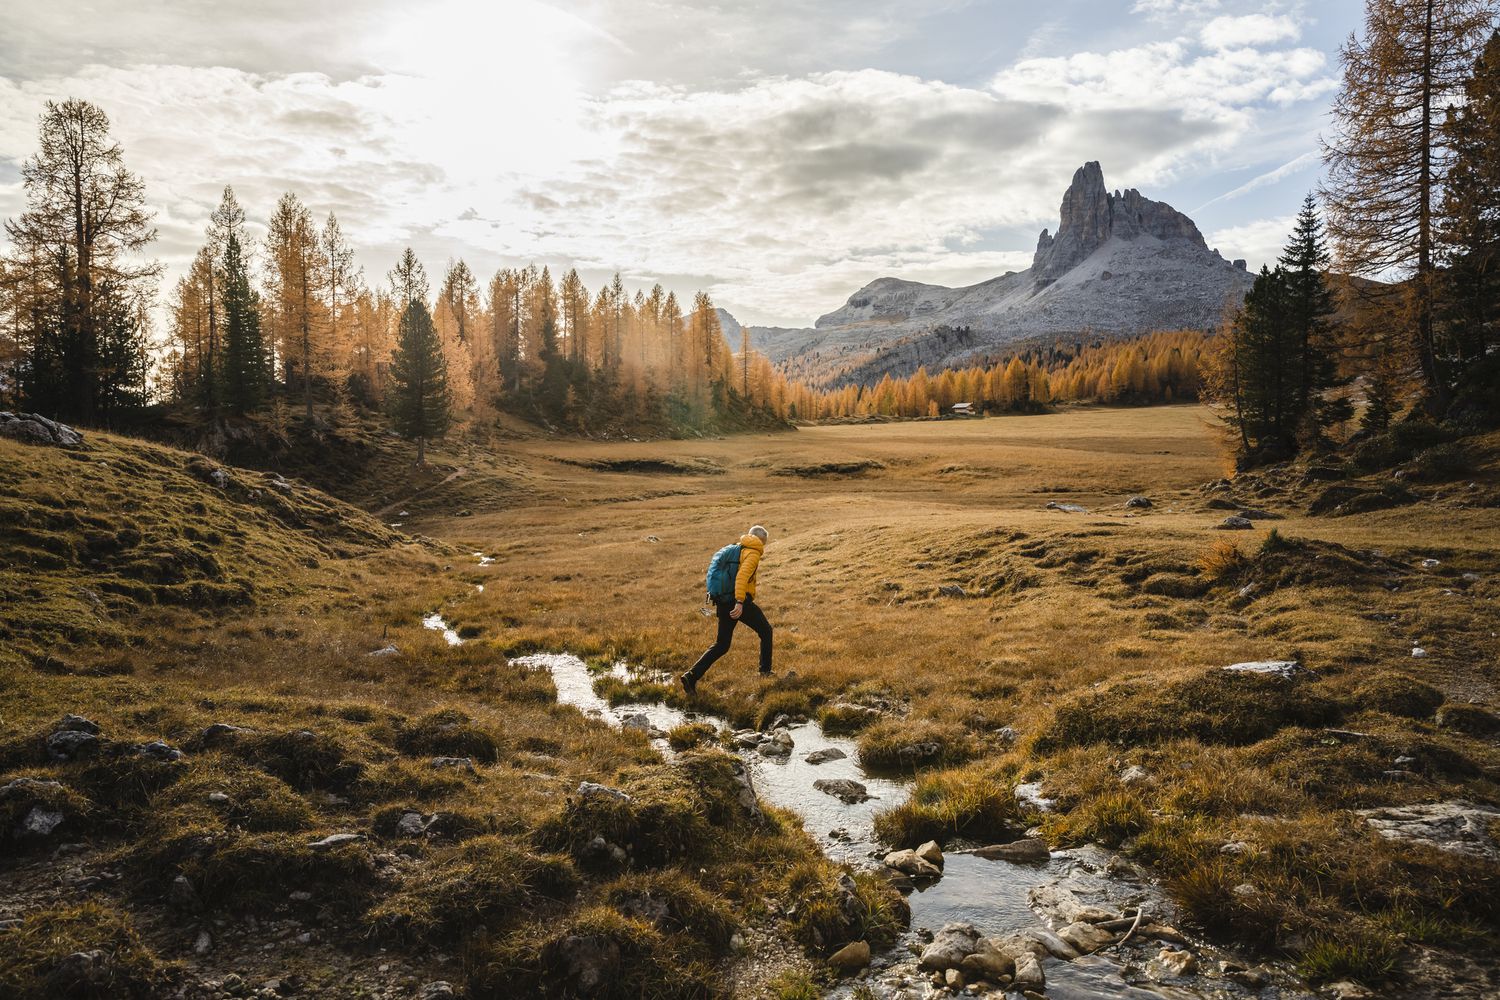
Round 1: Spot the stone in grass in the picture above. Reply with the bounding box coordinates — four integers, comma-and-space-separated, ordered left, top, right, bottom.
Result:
1221, 659, 1302, 679
938, 584, 967, 598
430, 756, 477, 773
1125, 495, 1153, 509
1217, 515, 1255, 530
577, 781, 631, 802
971, 838, 1050, 863
827, 940, 871, 972
1046, 501, 1089, 513
813, 778, 872, 804
309, 833, 366, 850
1014, 782, 1056, 812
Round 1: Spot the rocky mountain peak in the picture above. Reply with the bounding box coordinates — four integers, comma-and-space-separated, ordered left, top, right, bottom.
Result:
1032, 161, 1206, 287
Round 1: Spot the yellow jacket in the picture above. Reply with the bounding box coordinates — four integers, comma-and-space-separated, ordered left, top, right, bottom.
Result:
734, 534, 763, 602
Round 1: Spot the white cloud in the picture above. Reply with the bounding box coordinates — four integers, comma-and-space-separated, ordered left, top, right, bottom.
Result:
1197, 150, 1319, 209
1200, 14, 1302, 50
1209, 214, 1295, 269
0, 0, 1345, 327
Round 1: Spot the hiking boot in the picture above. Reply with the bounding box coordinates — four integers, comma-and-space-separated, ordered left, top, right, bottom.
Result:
679, 672, 698, 697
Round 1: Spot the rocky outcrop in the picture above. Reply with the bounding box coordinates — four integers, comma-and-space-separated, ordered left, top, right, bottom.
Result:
1032, 162, 1205, 287
0, 411, 84, 447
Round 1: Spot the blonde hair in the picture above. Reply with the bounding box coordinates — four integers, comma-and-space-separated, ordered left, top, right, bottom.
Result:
749, 524, 768, 541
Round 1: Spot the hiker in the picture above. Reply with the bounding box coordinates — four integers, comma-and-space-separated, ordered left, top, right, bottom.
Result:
680, 525, 772, 695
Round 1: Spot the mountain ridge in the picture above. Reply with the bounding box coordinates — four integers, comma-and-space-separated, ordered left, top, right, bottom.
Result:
737, 161, 1256, 387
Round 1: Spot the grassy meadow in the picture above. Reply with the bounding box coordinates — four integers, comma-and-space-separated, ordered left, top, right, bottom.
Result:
2, 403, 1497, 996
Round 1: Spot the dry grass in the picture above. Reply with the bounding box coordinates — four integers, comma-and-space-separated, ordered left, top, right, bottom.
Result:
6, 406, 1500, 990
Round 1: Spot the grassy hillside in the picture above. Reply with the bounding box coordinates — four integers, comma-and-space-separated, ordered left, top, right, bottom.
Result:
0, 428, 863, 999
420, 406, 1500, 991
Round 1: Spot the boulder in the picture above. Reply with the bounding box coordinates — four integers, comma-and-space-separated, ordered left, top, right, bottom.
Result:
884, 849, 942, 879
1046, 501, 1089, 513
959, 948, 1015, 980
430, 756, 477, 773
827, 940, 871, 972
1119, 765, 1150, 784
938, 584, 967, 598
804, 747, 846, 765
1058, 920, 1116, 952
420, 984, 457, 1000
917, 922, 981, 970
971, 838, 1049, 863
915, 840, 944, 867
1235, 508, 1280, 520
1012, 951, 1045, 988
619, 712, 652, 732
1125, 496, 1153, 509
813, 778, 873, 804
396, 811, 430, 837
1147, 947, 1199, 979
1217, 516, 1254, 530
760, 728, 794, 758
0, 411, 84, 447
1355, 800, 1500, 860
45, 730, 100, 762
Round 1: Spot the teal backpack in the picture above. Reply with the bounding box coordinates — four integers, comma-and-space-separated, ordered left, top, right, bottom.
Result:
705, 543, 742, 602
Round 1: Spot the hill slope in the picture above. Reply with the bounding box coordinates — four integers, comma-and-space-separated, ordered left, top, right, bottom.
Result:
0, 429, 401, 673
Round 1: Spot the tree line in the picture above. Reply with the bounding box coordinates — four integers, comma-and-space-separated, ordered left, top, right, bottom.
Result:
0, 100, 789, 450
1208, 3, 1500, 466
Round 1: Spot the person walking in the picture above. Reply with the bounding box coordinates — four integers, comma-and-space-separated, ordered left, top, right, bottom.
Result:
681, 524, 772, 696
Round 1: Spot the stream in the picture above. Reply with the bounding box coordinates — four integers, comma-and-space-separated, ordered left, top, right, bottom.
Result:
518, 651, 1317, 1000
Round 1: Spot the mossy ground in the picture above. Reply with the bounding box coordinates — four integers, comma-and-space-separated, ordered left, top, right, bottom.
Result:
0, 428, 848, 999
5, 407, 1499, 995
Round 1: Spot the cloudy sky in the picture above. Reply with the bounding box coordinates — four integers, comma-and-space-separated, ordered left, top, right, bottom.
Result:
0, 0, 1360, 327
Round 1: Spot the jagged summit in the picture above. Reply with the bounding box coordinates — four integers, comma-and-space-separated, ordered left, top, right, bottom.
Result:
744, 161, 1254, 386
1032, 161, 1206, 287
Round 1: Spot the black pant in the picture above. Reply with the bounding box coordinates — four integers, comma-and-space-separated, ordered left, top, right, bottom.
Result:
687, 597, 772, 679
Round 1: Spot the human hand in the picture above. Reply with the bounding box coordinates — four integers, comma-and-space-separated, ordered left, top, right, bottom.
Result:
730, 602, 743, 620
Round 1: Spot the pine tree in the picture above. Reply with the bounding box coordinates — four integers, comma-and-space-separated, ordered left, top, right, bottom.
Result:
388, 298, 450, 465
221, 232, 267, 413
1279, 194, 1343, 439
1323, 0, 1495, 409
1439, 30, 1500, 368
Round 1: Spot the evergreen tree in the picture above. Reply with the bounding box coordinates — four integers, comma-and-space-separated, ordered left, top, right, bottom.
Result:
1439, 30, 1500, 367
388, 298, 450, 464
221, 232, 267, 413
1279, 194, 1345, 439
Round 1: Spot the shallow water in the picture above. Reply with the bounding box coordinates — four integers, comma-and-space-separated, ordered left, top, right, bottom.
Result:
534, 654, 1082, 933
421, 612, 462, 646
530, 650, 1309, 1000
